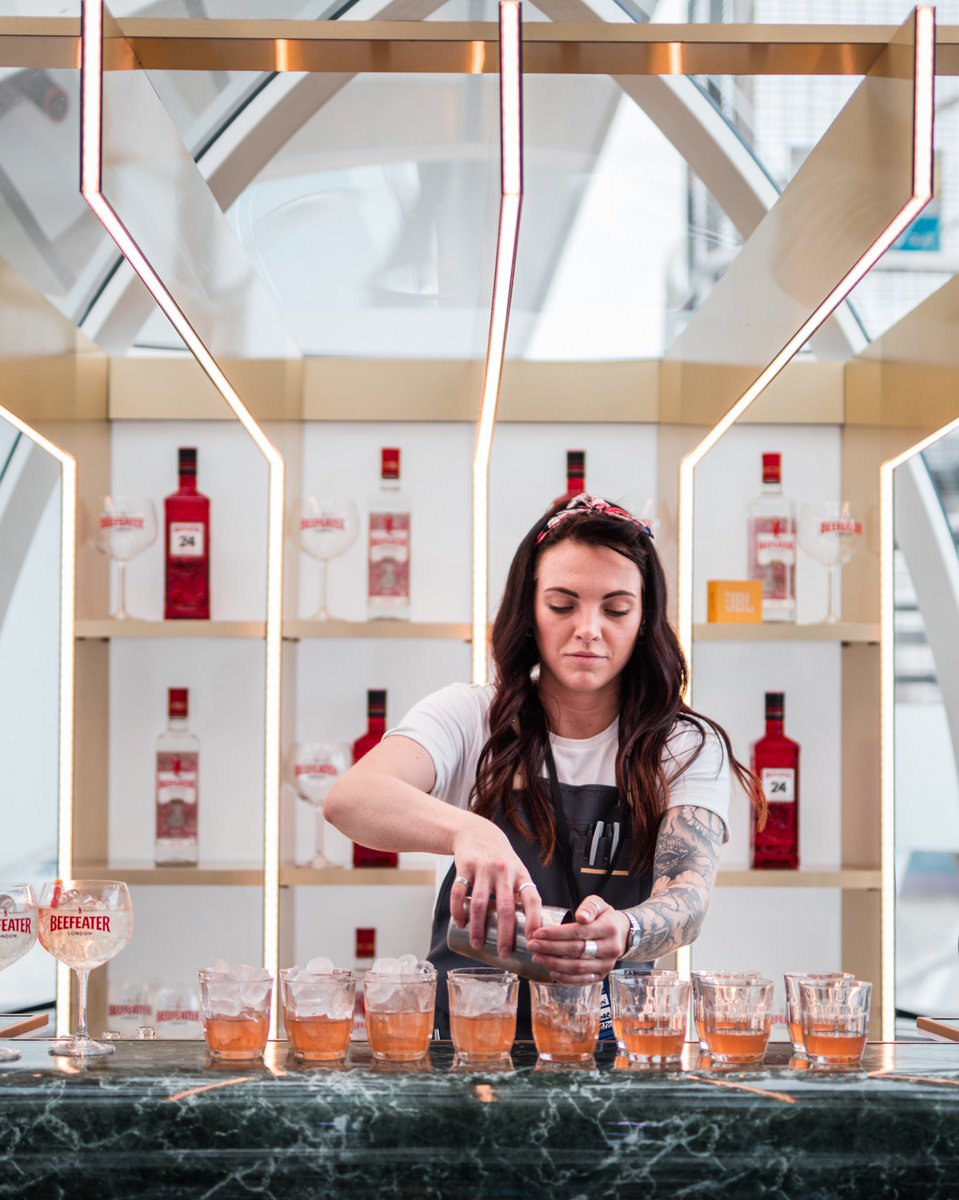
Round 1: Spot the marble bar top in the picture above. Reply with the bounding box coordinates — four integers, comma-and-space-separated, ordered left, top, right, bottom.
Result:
2, 1040, 959, 1199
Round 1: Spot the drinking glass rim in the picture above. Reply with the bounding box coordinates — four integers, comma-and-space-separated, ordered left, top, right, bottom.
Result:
198, 969, 273, 982
364, 972, 436, 983
447, 967, 518, 982
799, 978, 872, 992
280, 967, 352, 980
697, 977, 773, 991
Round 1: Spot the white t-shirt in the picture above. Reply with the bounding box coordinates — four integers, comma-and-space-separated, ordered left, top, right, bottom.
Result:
386, 682, 731, 839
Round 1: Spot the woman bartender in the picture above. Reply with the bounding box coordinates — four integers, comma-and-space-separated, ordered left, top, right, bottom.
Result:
325, 493, 764, 1036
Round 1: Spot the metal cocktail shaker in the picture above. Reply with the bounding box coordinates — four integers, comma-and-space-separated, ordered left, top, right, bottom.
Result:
446, 902, 572, 982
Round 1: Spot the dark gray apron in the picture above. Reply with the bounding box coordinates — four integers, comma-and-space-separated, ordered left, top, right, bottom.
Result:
428, 746, 653, 1039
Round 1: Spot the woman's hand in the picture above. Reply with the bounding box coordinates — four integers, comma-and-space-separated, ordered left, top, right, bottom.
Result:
527, 896, 629, 984
450, 816, 543, 959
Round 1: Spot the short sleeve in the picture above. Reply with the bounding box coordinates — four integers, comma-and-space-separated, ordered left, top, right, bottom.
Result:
664, 719, 732, 842
384, 682, 491, 809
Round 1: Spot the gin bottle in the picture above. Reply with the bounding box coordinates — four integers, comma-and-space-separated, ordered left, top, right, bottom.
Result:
155, 687, 199, 866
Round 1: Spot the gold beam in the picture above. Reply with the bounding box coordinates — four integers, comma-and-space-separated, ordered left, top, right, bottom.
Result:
6, 16, 959, 75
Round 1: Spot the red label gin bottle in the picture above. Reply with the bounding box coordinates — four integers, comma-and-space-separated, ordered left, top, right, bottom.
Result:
554, 449, 586, 506
747, 452, 796, 623
155, 687, 199, 866
750, 691, 799, 869
164, 446, 210, 619
368, 447, 410, 620
352, 689, 398, 868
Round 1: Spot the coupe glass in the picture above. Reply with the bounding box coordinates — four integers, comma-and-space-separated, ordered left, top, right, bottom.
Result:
798, 501, 864, 624
288, 741, 351, 868
38, 879, 134, 1057
0, 883, 39, 1062
94, 495, 157, 620
289, 497, 359, 620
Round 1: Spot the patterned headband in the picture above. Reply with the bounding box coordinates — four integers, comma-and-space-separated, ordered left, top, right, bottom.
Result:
536, 493, 655, 546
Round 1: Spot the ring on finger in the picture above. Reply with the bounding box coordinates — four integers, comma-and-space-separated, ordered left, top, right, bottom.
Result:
517, 881, 538, 895
454, 875, 471, 887
582, 939, 599, 960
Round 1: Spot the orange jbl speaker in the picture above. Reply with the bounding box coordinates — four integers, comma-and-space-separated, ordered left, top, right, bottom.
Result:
707, 580, 763, 624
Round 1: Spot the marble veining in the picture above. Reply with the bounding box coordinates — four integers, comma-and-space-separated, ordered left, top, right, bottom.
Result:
1, 1042, 958, 1199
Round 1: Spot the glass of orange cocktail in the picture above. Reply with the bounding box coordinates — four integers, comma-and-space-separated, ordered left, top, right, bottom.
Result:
198, 964, 273, 1061
783, 972, 853, 1057
700, 978, 774, 1065
364, 961, 437, 1062
448, 967, 518, 1063
609, 971, 690, 1066
609, 968, 678, 1052
691, 971, 761, 1052
530, 980, 602, 1063
799, 979, 872, 1067
281, 966, 356, 1062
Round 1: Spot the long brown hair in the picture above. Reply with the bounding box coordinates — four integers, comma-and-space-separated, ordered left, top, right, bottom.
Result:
471, 497, 766, 874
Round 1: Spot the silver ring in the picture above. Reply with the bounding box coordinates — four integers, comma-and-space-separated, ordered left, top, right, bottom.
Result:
517, 882, 538, 894
582, 939, 599, 960
454, 875, 471, 887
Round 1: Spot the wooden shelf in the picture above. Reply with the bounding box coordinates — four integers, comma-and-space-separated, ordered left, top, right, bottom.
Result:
717, 868, 881, 889
76, 864, 437, 887
283, 620, 471, 641
693, 622, 880, 644
75, 619, 266, 640
281, 867, 436, 887
76, 863, 265, 886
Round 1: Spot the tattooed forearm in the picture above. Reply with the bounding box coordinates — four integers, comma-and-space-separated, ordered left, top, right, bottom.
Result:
619, 806, 724, 962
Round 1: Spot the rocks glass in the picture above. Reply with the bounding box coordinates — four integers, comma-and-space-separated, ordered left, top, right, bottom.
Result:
609, 971, 690, 1066
447, 967, 518, 1064
784, 971, 853, 1057
698, 977, 774, 1065
799, 979, 872, 1066
530, 980, 602, 1063
198, 964, 273, 1061
281, 967, 356, 1062
363, 961, 437, 1062
691, 971, 761, 1053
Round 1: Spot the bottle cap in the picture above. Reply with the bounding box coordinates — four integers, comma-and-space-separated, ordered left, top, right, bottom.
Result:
169, 688, 189, 719
765, 692, 785, 719
355, 928, 377, 959
178, 447, 197, 476
762, 453, 782, 484
381, 447, 401, 480
367, 689, 387, 720
566, 450, 585, 493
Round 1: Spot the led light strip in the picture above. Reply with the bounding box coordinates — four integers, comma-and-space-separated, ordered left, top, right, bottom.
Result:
675, 7, 934, 1014
0, 405, 76, 1033
81, 0, 286, 1032
472, 0, 523, 684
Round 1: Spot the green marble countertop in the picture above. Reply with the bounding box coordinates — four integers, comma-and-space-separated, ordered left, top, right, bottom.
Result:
2, 1040, 958, 1199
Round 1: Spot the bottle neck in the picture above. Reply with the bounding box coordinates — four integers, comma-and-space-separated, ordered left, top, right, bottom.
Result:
380, 475, 400, 492
368, 716, 386, 735
167, 715, 188, 732
765, 716, 784, 736
178, 472, 198, 495
760, 478, 783, 496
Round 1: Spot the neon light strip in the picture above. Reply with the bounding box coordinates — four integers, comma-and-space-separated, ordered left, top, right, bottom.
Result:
0, 404, 76, 1034
675, 7, 934, 1034
876, 4, 936, 1046
471, 0, 523, 684
82, 0, 285, 1032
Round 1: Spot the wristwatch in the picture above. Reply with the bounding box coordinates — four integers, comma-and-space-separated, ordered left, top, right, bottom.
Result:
623, 909, 642, 955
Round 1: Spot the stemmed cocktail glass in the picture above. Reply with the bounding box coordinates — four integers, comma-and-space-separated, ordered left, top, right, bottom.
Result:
0, 883, 39, 1062
94, 495, 157, 620
38, 879, 134, 1057
288, 742, 351, 868
289, 497, 359, 620
798, 501, 864, 624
